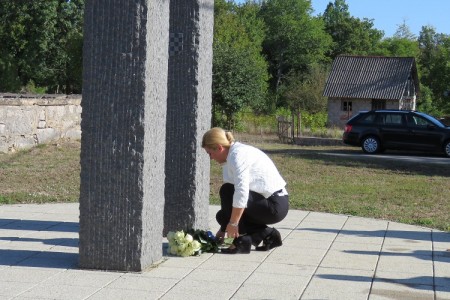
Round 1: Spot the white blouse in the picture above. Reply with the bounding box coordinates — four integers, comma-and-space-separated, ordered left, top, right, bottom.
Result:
222, 142, 287, 208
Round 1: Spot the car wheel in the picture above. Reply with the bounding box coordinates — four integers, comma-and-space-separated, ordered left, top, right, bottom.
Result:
361, 136, 380, 154
444, 140, 450, 158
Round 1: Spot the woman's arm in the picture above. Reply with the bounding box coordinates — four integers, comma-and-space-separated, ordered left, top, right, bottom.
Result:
226, 207, 245, 238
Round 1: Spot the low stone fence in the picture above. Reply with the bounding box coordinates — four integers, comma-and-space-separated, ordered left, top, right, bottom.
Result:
0, 94, 82, 153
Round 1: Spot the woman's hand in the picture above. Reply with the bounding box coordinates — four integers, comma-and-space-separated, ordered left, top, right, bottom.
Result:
215, 230, 226, 241
226, 223, 239, 238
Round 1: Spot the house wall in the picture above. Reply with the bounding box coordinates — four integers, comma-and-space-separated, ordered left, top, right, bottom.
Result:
0, 94, 81, 153
327, 98, 370, 128
327, 98, 401, 128
400, 96, 416, 110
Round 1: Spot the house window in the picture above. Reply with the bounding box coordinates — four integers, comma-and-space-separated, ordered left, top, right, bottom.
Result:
341, 101, 352, 112
372, 100, 386, 110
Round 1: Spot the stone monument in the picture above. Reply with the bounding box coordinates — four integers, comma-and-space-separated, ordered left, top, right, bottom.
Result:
79, 0, 170, 271
79, 0, 214, 272
164, 0, 214, 234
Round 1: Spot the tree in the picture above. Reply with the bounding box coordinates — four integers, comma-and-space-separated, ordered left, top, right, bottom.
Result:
283, 64, 329, 133
212, 0, 269, 128
213, 44, 267, 128
374, 37, 420, 57
427, 35, 450, 113
284, 65, 328, 114
416, 85, 439, 115
417, 27, 450, 113
322, 0, 383, 58
0, 0, 84, 93
260, 0, 332, 98
418, 26, 440, 82
235, 1, 270, 113
52, 0, 85, 93
394, 20, 416, 40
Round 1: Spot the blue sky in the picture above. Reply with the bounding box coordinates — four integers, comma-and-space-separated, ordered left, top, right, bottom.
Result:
232, 0, 450, 38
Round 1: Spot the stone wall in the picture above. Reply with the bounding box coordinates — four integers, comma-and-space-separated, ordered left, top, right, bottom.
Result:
0, 94, 81, 153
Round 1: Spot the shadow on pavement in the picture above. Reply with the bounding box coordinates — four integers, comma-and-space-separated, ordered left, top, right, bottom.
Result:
0, 219, 79, 232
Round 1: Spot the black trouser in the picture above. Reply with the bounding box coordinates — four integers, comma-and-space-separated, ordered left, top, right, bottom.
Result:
216, 183, 289, 244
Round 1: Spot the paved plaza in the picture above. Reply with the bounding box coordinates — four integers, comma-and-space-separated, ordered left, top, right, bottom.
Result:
0, 203, 449, 299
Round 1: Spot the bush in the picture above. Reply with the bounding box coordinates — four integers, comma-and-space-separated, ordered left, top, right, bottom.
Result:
214, 105, 342, 138
237, 110, 277, 134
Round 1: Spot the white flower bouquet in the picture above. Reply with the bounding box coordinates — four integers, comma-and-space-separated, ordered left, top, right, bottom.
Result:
167, 229, 220, 257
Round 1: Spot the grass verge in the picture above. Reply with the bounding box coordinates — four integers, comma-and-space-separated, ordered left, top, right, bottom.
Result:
1, 137, 449, 231
0, 141, 80, 204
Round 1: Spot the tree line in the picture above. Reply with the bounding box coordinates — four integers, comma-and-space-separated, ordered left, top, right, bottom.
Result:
1, 0, 449, 128
0, 0, 83, 94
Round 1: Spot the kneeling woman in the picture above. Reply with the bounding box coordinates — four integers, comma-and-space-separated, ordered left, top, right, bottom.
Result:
202, 128, 289, 254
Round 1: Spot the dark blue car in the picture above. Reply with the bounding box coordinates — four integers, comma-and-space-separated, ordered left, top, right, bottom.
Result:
343, 110, 450, 157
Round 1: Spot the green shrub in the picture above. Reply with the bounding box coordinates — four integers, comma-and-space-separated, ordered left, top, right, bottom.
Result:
214, 105, 342, 138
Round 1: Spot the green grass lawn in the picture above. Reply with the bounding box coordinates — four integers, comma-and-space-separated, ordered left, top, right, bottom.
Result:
1, 136, 449, 231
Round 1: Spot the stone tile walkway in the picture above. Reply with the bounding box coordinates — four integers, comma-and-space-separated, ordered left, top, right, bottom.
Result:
0, 203, 449, 299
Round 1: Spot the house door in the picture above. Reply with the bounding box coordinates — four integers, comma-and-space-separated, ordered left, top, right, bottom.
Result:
372, 99, 386, 110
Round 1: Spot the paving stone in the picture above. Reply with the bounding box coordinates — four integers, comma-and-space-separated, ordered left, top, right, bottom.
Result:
141, 265, 193, 280
435, 284, 450, 300
163, 278, 238, 297
232, 282, 303, 300
300, 267, 374, 300
0, 281, 38, 297
320, 249, 379, 270
105, 275, 179, 292
376, 254, 433, 274
184, 268, 251, 283
198, 256, 260, 272
255, 262, 316, 277
17, 284, 100, 300
370, 280, 434, 300
42, 269, 122, 287
87, 288, 163, 300
375, 270, 434, 286
0, 266, 63, 283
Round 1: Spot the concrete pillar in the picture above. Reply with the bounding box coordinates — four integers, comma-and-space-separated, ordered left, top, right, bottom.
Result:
79, 0, 169, 271
164, 0, 214, 234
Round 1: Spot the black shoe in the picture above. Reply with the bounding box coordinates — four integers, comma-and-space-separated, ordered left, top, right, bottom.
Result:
221, 235, 252, 254
255, 228, 282, 251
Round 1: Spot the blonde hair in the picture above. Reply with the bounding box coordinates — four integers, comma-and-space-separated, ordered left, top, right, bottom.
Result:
202, 127, 235, 150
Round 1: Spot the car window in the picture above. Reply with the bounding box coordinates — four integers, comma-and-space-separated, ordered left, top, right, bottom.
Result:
408, 115, 433, 128
357, 113, 376, 124
378, 113, 404, 125
416, 112, 446, 128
